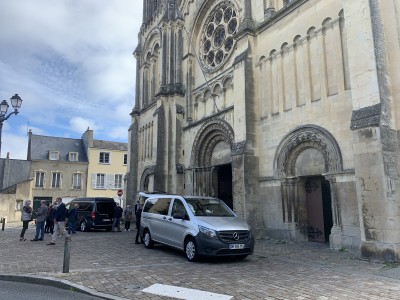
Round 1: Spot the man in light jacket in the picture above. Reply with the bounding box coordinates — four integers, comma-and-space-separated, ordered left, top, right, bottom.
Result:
31, 200, 48, 241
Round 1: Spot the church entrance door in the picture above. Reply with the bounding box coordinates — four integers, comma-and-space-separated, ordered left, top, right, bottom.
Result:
305, 176, 333, 243
216, 164, 233, 209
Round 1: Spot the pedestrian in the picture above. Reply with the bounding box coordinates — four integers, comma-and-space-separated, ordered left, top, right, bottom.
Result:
124, 204, 133, 231
134, 200, 140, 213
135, 202, 144, 244
67, 203, 79, 234
134, 200, 140, 229
44, 204, 54, 234
112, 203, 123, 232
20, 200, 32, 241
31, 200, 47, 241
47, 197, 69, 245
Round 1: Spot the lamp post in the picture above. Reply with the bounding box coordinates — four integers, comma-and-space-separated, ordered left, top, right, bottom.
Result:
0, 94, 23, 158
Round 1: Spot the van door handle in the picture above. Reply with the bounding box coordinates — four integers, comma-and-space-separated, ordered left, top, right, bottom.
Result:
167, 217, 172, 221
163, 216, 167, 220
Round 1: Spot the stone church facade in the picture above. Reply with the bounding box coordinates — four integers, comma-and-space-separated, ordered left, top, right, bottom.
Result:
127, 0, 400, 262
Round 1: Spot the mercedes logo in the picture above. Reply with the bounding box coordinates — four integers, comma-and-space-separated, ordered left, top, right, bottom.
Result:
233, 232, 239, 241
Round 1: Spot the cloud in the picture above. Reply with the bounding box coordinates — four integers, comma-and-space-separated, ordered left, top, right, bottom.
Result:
0, 0, 142, 158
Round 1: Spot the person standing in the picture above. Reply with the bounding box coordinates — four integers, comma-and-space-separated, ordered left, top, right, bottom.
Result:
44, 204, 54, 234
124, 204, 133, 231
31, 200, 47, 241
20, 200, 32, 241
67, 203, 79, 234
135, 202, 143, 244
134, 200, 140, 229
112, 203, 123, 232
47, 197, 69, 245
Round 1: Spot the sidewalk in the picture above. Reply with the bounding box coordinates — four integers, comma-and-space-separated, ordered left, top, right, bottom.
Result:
1, 222, 399, 299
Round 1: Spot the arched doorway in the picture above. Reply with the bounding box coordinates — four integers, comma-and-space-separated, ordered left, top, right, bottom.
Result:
275, 125, 343, 244
190, 119, 234, 208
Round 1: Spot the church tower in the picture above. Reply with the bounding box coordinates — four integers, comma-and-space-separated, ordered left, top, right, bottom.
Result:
126, 0, 185, 203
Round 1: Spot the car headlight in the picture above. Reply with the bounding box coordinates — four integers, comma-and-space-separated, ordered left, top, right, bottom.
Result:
198, 226, 217, 239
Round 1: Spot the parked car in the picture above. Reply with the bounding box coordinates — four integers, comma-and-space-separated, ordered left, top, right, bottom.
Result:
139, 194, 254, 262
66, 197, 116, 232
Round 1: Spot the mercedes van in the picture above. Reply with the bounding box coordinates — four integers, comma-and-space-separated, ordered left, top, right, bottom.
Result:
66, 197, 116, 232
139, 194, 254, 262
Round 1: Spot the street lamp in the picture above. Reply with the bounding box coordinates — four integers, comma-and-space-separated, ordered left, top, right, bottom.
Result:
0, 94, 23, 157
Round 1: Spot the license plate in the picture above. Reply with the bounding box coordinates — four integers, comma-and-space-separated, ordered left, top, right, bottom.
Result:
229, 244, 244, 249
103, 219, 111, 222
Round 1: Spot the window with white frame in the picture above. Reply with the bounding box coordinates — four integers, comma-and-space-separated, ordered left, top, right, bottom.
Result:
49, 151, 60, 160
113, 174, 124, 189
69, 152, 79, 161
16, 200, 23, 211
72, 172, 82, 189
99, 152, 110, 164
92, 173, 106, 189
51, 172, 61, 188
123, 154, 128, 165
35, 171, 45, 187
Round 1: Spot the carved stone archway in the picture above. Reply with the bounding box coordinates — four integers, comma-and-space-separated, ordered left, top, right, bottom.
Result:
191, 118, 235, 167
275, 124, 343, 177
274, 125, 344, 245
139, 165, 155, 192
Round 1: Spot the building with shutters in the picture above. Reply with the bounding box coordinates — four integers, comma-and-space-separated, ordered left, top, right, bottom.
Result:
82, 129, 128, 205
126, 0, 400, 261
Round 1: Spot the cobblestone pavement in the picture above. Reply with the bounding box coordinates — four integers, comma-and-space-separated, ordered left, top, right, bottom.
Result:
1, 222, 399, 300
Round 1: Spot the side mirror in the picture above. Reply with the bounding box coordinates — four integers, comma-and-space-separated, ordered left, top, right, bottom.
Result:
172, 213, 184, 220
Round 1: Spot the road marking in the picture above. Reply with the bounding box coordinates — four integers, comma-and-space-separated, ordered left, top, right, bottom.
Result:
142, 283, 233, 300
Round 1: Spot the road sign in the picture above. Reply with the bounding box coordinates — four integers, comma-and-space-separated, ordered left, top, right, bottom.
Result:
117, 189, 123, 196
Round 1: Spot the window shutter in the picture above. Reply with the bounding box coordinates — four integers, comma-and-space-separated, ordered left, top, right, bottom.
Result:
91, 173, 97, 188
107, 174, 114, 189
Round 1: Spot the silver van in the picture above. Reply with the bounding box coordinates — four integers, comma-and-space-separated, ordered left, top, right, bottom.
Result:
139, 193, 254, 262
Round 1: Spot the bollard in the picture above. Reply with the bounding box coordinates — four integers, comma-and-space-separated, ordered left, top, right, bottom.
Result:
63, 236, 71, 273
1, 218, 4, 231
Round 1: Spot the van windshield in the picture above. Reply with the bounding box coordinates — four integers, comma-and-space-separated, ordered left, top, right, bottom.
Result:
185, 198, 235, 217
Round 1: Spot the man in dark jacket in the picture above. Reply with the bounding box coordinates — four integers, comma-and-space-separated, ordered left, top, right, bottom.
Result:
112, 203, 123, 232
135, 203, 143, 244
67, 203, 79, 234
47, 197, 69, 245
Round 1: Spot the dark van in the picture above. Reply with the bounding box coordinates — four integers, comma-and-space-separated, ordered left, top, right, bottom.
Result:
66, 197, 116, 232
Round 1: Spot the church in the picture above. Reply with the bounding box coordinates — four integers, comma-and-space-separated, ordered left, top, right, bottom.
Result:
126, 0, 400, 262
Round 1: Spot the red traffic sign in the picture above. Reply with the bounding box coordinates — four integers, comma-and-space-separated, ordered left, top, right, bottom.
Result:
117, 189, 123, 196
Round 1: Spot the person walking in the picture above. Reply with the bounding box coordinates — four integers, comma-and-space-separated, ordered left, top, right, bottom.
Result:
135, 202, 143, 244
44, 204, 54, 234
31, 200, 47, 241
47, 197, 69, 245
112, 203, 123, 232
67, 203, 78, 234
124, 204, 133, 231
20, 200, 32, 241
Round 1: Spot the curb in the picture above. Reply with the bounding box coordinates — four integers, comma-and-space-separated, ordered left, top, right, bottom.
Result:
0, 274, 130, 300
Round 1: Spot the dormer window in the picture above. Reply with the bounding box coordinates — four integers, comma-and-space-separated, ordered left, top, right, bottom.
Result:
69, 152, 79, 162
49, 151, 60, 160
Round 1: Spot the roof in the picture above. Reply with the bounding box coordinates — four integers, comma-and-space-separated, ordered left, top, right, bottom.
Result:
93, 140, 128, 151
29, 134, 88, 162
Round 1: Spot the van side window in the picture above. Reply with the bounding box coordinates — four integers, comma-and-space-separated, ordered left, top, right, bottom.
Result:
144, 198, 170, 215
78, 202, 92, 211
171, 199, 189, 220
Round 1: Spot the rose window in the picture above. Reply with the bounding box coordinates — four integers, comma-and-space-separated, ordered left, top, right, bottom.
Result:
200, 2, 238, 71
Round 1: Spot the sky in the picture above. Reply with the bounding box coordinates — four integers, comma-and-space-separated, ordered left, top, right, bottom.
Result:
0, 0, 143, 159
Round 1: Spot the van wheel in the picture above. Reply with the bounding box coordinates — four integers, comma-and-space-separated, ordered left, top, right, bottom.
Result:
185, 238, 198, 262
143, 230, 154, 249
105, 227, 112, 231
80, 221, 88, 232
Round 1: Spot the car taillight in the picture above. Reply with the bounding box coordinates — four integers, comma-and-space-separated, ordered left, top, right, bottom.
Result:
92, 212, 95, 220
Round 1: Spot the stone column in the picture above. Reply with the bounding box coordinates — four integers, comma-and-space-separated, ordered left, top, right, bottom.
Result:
325, 175, 343, 250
